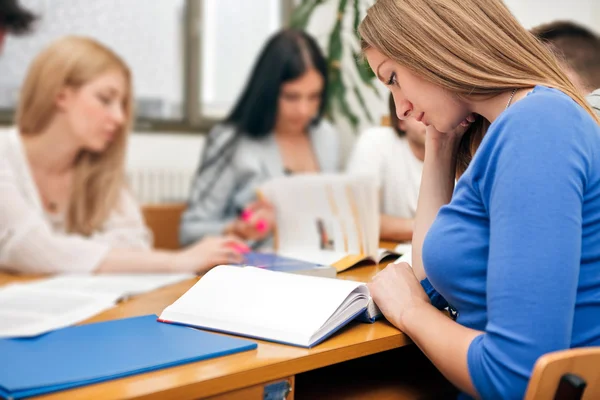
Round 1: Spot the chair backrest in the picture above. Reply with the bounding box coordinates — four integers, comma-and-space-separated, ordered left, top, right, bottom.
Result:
524, 347, 600, 400
141, 203, 187, 250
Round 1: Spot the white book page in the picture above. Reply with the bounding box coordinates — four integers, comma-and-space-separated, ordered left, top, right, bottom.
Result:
348, 177, 379, 260
271, 182, 354, 256
0, 285, 118, 338
161, 266, 366, 340
24, 274, 194, 299
395, 247, 413, 265
261, 174, 377, 261
394, 243, 412, 255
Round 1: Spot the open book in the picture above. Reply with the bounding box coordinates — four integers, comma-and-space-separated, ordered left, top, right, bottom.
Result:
159, 265, 382, 348
0, 274, 193, 338
260, 174, 404, 272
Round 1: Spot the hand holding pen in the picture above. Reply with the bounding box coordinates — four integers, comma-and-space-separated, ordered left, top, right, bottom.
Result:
224, 199, 275, 241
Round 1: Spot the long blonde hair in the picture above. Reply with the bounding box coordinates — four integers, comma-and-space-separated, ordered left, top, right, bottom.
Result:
17, 36, 133, 235
359, 0, 600, 175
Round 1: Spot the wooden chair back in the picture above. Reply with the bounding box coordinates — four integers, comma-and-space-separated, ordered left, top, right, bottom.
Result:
524, 347, 600, 400
142, 203, 187, 250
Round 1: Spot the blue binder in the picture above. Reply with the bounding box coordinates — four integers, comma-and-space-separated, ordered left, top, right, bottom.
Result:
0, 315, 257, 399
239, 252, 335, 277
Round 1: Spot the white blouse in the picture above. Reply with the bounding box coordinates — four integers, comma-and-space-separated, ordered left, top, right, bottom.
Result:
0, 128, 152, 274
347, 127, 423, 219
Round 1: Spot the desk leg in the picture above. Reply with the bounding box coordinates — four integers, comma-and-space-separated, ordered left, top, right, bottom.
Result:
206, 376, 294, 400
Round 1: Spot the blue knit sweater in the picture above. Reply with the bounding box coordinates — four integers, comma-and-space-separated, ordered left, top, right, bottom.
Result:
422, 86, 600, 399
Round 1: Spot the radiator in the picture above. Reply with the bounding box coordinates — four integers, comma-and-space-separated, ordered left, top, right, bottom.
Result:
127, 168, 194, 204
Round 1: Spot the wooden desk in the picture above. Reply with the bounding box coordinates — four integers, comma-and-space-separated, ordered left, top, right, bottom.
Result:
0, 262, 451, 400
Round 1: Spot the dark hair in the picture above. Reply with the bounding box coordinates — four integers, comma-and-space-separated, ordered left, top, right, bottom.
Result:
531, 21, 600, 91
0, 0, 37, 34
388, 93, 405, 137
225, 29, 328, 139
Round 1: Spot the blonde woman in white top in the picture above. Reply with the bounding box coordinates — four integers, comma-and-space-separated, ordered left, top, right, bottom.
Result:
0, 36, 246, 274
347, 93, 425, 242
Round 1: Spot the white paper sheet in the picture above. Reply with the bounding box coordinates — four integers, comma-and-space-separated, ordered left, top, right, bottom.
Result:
0, 273, 194, 338
0, 285, 118, 338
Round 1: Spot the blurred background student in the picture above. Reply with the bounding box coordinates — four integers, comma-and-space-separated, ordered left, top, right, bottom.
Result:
0, 0, 36, 50
532, 20, 600, 114
0, 36, 246, 275
180, 28, 341, 247
347, 94, 424, 242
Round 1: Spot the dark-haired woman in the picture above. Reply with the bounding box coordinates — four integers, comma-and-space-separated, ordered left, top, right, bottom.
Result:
180, 29, 341, 247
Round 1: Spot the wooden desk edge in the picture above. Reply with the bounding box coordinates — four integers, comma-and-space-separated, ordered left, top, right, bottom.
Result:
3, 260, 414, 400
131, 334, 412, 400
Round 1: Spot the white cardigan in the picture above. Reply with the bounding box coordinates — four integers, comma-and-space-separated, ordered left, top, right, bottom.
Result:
0, 128, 152, 274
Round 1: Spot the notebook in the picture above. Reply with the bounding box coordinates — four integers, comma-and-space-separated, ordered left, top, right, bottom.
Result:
0, 315, 257, 399
158, 265, 382, 348
259, 174, 402, 272
0, 274, 194, 338
239, 251, 337, 278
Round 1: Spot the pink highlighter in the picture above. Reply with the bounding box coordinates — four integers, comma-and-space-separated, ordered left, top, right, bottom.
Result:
255, 219, 268, 233
241, 209, 268, 233
240, 209, 253, 222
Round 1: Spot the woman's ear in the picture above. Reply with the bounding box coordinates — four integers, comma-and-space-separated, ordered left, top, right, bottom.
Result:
54, 86, 73, 111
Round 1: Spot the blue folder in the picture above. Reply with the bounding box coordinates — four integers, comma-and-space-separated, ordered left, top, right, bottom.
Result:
239, 252, 334, 274
0, 315, 257, 399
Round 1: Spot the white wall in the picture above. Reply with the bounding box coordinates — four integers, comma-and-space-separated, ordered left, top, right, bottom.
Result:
126, 131, 204, 203
126, 132, 204, 172
504, 0, 599, 32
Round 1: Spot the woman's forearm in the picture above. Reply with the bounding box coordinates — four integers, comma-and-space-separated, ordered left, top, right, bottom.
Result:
96, 248, 176, 273
402, 303, 482, 397
380, 215, 414, 242
412, 136, 460, 280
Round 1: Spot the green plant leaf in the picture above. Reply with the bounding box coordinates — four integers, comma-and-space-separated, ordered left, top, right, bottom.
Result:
352, 51, 380, 98
336, 79, 360, 129
326, 0, 348, 65
290, 0, 322, 30
353, 0, 361, 34
352, 51, 375, 81
326, 68, 342, 118
353, 86, 373, 123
